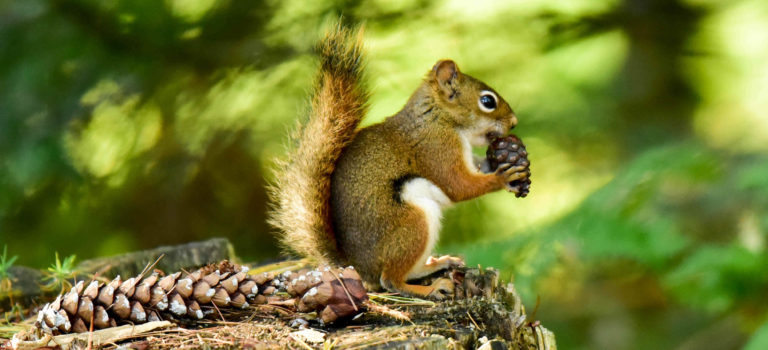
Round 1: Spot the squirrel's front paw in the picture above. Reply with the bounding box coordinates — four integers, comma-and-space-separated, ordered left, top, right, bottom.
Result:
427, 278, 455, 300
426, 255, 464, 269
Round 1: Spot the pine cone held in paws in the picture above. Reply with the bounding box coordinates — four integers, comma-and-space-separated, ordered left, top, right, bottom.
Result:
486, 134, 531, 198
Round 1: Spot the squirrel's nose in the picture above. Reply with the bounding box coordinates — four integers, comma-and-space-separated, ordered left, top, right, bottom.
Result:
509, 114, 518, 129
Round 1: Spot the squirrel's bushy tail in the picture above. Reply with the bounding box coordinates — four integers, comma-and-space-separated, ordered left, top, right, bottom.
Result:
268, 25, 368, 264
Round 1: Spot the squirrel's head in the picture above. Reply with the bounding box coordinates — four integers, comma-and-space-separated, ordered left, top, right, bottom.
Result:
428, 60, 518, 146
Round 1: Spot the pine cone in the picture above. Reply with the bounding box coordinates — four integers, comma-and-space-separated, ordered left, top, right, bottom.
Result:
32, 261, 368, 336
35, 261, 261, 335
291, 266, 367, 323
486, 134, 531, 198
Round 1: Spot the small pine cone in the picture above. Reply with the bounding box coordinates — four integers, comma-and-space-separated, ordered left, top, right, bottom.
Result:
293, 266, 367, 323
31, 260, 277, 336
486, 134, 531, 198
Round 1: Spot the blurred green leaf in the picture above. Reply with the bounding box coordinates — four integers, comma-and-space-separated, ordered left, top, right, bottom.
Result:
665, 245, 768, 313
0, 246, 18, 281
744, 319, 768, 350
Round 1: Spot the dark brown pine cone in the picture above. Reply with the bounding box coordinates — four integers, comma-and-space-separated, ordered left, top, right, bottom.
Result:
486, 134, 531, 198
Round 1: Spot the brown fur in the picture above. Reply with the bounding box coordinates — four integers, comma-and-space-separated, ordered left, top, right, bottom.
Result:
268, 25, 368, 264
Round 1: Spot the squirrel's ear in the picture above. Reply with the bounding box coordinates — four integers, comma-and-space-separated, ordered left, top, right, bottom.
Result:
432, 60, 460, 100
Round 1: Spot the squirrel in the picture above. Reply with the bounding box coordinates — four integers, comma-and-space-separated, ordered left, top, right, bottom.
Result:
269, 25, 526, 299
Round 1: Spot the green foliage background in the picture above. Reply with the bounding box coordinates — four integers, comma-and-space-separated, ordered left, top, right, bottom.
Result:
2, 0, 768, 348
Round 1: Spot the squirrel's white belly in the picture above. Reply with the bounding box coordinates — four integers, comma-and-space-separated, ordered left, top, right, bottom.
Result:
400, 178, 452, 280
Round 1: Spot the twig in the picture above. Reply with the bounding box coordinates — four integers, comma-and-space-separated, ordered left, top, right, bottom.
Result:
87, 307, 94, 350
527, 294, 541, 324
138, 254, 165, 279
362, 301, 411, 323
466, 310, 484, 331
210, 302, 226, 322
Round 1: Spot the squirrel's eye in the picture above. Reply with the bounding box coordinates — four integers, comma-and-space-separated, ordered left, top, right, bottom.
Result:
478, 91, 497, 113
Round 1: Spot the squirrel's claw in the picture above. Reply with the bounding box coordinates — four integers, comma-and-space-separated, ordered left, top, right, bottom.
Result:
495, 163, 513, 174
495, 163, 529, 189
502, 165, 528, 180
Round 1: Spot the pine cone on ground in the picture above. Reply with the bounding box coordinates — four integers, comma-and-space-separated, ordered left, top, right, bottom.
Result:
289, 266, 367, 323
32, 261, 368, 336
486, 134, 531, 198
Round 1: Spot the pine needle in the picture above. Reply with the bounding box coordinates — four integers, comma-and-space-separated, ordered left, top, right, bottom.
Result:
363, 301, 411, 323
247, 259, 311, 276
366, 293, 436, 307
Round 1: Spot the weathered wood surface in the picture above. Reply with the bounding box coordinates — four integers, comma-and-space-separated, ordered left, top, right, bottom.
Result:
327, 268, 557, 349
76, 237, 235, 277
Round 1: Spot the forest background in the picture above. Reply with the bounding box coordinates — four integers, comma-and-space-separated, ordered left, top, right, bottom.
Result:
2, 0, 768, 349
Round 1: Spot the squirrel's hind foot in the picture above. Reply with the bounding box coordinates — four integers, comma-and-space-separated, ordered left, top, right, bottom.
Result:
426, 278, 456, 300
